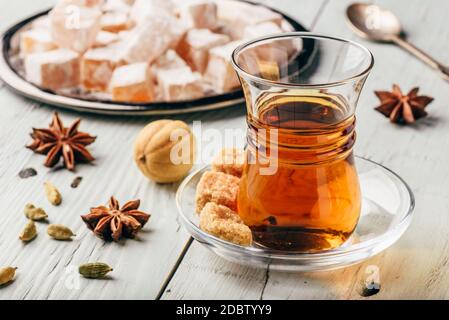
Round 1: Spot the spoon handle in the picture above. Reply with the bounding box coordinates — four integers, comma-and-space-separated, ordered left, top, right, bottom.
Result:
392, 36, 449, 82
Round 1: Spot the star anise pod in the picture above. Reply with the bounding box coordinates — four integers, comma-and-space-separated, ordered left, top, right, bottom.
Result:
81, 197, 151, 242
27, 112, 96, 171
374, 84, 434, 124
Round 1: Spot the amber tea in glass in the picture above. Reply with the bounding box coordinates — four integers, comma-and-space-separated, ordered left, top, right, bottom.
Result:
232, 33, 373, 252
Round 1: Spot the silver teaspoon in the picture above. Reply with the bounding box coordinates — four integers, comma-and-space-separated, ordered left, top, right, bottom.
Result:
346, 3, 449, 81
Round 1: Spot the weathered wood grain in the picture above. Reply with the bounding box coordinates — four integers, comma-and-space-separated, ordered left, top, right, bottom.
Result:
162, 0, 449, 300
0, 0, 248, 299
0, 91, 251, 299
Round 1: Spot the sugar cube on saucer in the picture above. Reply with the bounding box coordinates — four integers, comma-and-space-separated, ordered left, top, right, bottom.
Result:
110, 62, 154, 102
204, 41, 243, 92
212, 148, 246, 177
20, 29, 58, 57
177, 29, 230, 73
199, 202, 252, 246
195, 171, 240, 213
82, 45, 121, 91
24, 49, 80, 91
178, 0, 218, 30
157, 66, 204, 101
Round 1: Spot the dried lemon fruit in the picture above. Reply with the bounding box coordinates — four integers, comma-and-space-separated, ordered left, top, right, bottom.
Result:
134, 120, 195, 183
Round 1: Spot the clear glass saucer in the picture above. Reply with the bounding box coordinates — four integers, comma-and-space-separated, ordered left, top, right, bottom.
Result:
176, 156, 414, 272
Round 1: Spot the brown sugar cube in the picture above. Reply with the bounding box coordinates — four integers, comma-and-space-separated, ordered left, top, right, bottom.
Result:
195, 171, 240, 213
82, 45, 121, 91
176, 29, 229, 73
199, 202, 252, 246
110, 62, 154, 102
24, 49, 80, 91
20, 29, 57, 57
212, 148, 246, 177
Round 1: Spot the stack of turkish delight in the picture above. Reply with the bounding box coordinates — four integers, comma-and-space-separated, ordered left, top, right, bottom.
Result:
20, 0, 294, 103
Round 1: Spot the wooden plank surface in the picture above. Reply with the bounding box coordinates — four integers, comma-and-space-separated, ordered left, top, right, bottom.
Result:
1, 0, 448, 300
0, 0, 249, 300
162, 0, 449, 300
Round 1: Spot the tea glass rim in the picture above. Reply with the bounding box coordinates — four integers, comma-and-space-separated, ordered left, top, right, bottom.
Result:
231, 32, 375, 89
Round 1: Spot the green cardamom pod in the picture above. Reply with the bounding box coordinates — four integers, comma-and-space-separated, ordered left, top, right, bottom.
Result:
44, 181, 62, 206
0, 267, 17, 286
79, 263, 113, 279
47, 224, 75, 240
19, 220, 37, 242
24, 203, 48, 221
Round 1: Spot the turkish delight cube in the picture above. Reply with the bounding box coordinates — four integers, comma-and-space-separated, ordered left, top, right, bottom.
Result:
217, 1, 283, 39
110, 62, 154, 102
281, 20, 295, 32
20, 29, 58, 57
93, 30, 119, 47
178, 0, 218, 30
31, 16, 51, 29
153, 49, 187, 70
81, 45, 121, 91
243, 21, 283, 39
102, 0, 131, 13
176, 29, 229, 73
157, 66, 203, 101
130, 0, 175, 25
50, 3, 102, 53
118, 15, 184, 64
24, 49, 80, 91
60, 0, 104, 7
100, 11, 130, 33
204, 41, 243, 92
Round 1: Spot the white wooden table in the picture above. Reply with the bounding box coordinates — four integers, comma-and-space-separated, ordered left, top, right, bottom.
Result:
1, 0, 448, 300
